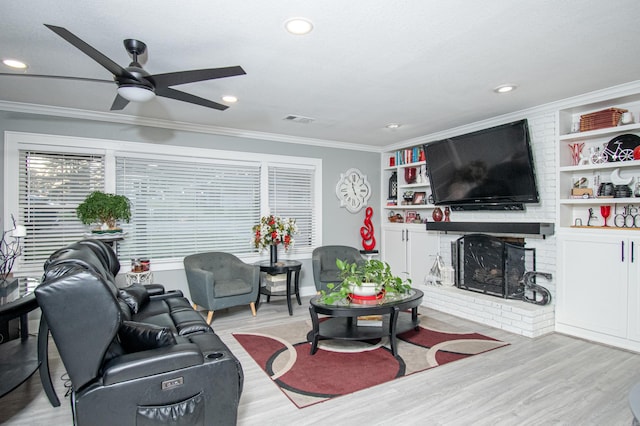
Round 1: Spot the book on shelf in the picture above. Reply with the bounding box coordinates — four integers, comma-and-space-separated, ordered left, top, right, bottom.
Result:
394, 146, 424, 165
357, 315, 383, 327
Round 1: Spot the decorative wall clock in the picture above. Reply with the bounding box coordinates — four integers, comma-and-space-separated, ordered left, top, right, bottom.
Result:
335, 168, 371, 213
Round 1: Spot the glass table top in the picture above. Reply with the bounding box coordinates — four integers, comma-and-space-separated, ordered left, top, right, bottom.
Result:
311, 288, 423, 309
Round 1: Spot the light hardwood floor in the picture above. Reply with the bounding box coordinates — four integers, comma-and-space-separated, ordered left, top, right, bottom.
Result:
2, 297, 639, 426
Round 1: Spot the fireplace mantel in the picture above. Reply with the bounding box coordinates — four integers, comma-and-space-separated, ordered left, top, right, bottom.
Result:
425, 221, 554, 237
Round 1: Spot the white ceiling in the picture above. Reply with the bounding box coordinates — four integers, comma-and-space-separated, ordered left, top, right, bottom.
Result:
1, 0, 639, 149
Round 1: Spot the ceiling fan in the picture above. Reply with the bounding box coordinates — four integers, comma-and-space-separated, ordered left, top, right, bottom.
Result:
25, 24, 246, 111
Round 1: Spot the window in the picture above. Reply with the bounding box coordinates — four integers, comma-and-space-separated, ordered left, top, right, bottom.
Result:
116, 156, 261, 261
17, 150, 105, 272
268, 164, 316, 250
5, 132, 321, 274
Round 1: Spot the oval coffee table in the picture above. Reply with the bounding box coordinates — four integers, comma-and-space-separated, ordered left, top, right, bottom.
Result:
308, 288, 423, 357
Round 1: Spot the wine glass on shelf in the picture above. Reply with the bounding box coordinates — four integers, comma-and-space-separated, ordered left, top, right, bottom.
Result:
600, 205, 611, 227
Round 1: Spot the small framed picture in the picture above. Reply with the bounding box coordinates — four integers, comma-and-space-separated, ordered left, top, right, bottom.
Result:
405, 210, 417, 222
413, 191, 426, 205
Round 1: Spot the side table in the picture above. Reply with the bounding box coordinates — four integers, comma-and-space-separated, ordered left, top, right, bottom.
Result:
360, 249, 379, 261
125, 270, 154, 286
0, 278, 42, 399
255, 260, 302, 316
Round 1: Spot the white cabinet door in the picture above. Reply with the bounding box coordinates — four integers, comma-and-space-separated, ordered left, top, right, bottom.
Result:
627, 239, 640, 342
383, 228, 439, 284
557, 234, 629, 338
408, 231, 439, 286
382, 228, 407, 277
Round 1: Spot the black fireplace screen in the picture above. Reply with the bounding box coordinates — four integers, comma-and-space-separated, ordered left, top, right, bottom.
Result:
455, 234, 535, 299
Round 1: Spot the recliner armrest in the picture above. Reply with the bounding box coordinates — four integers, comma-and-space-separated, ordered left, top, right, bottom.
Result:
102, 343, 203, 386
143, 283, 166, 296
149, 290, 184, 300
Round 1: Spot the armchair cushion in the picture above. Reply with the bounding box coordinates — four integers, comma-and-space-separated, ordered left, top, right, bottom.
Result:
119, 284, 150, 314
214, 278, 253, 298
118, 321, 176, 353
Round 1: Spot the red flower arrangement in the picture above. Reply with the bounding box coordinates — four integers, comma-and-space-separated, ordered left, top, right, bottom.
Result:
252, 215, 297, 251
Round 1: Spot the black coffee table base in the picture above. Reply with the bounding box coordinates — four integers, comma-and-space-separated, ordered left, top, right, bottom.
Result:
308, 304, 421, 357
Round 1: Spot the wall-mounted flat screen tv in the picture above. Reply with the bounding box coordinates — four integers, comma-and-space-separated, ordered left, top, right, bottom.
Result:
423, 119, 539, 211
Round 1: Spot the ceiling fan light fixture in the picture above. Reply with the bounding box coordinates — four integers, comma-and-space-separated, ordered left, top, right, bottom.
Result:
386, 123, 401, 129
285, 18, 314, 35
2, 58, 28, 69
222, 95, 238, 103
117, 85, 155, 103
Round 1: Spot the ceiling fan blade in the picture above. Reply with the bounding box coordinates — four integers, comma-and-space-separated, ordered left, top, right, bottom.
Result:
110, 94, 130, 110
155, 87, 228, 111
0, 72, 113, 84
151, 66, 246, 88
44, 24, 136, 80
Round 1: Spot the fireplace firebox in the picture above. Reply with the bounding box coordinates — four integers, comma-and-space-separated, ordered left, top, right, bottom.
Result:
454, 234, 535, 299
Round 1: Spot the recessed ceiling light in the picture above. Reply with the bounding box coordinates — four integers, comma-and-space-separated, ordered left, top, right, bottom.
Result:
284, 18, 314, 35
494, 84, 517, 93
386, 123, 401, 129
2, 58, 28, 69
222, 95, 238, 103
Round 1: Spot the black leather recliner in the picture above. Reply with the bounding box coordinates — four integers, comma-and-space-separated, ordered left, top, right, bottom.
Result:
35, 240, 243, 426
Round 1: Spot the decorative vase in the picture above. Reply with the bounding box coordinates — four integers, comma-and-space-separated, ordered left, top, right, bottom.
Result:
444, 206, 451, 222
270, 244, 278, 265
404, 167, 417, 184
432, 207, 444, 222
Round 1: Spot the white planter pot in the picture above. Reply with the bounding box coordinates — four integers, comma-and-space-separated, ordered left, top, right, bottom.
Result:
349, 282, 380, 296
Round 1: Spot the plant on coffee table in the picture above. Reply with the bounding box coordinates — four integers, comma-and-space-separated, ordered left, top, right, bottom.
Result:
319, 258, 411, 304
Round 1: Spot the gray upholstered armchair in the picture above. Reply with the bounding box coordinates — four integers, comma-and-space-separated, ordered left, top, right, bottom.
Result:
184, 252, 260, 324
312, 245, 364, 293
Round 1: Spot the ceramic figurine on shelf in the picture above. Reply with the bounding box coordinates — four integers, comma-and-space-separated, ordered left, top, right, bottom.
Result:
419, 164, 427, 184
586, 208, 597, 226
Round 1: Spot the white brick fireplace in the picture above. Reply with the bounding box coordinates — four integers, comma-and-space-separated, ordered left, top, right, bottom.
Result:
418, 228, 556, 338
421, 284, 555, 338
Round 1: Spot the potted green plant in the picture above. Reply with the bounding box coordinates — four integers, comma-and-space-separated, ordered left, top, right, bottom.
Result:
76, 191, 131, 232
319, 258, 411, 304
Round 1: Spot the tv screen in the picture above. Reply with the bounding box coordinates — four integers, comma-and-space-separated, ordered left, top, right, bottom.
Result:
423, 119, 539, 210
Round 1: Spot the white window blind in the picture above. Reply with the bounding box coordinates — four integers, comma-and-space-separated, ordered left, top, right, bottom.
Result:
18, 150, 105, 271
268, 165, 316, 250
116, 156, 261, 261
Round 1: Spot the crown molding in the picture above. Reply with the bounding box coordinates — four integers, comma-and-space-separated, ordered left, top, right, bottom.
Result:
0, 100, 383, 153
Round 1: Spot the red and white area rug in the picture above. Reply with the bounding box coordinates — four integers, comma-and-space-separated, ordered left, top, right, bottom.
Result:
232, 316, 509, 408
